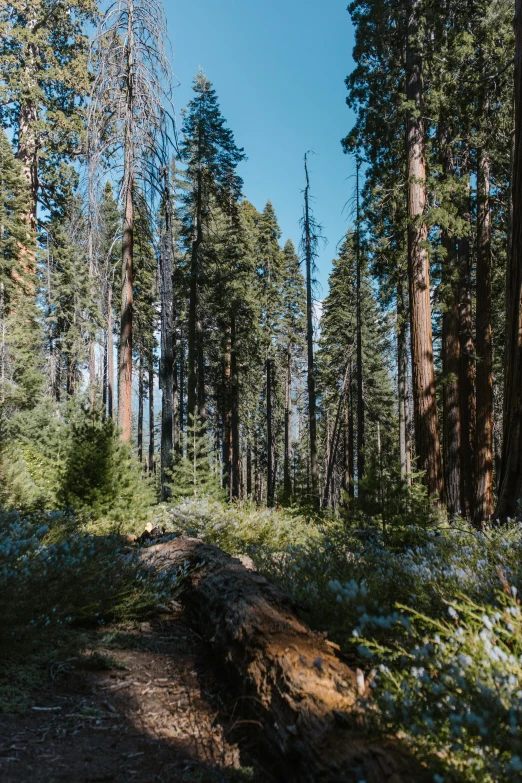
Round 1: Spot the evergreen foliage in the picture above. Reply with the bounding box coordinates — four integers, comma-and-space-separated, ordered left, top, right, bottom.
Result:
167, 412, 223, 502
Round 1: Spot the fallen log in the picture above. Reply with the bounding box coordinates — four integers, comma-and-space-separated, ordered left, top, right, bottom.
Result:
142, 536, 431, 783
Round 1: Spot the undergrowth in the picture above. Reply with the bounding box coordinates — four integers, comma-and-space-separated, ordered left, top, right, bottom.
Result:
0, 508, 185, 712
156, 497, 522, 783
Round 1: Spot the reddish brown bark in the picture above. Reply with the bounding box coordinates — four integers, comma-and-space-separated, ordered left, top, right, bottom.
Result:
406, 1, 443, 499
474, 147, 494, 524
497, 0, 522, 517
143, 537, 431, 783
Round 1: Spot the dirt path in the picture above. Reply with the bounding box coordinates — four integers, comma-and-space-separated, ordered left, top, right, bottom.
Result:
0, 604, 272, 783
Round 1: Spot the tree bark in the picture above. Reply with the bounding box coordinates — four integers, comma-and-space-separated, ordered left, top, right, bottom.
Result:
497, 0, 522, 517
246, 438, 252, 497
458, 192, 475, 519
442, 231, 462, 516
118, 1, 135, 442
142, 537, 431, 783
107, 285, 114, 419
148, 360, 154, 472
159, 172, 174, 498
267, 358, 274, 507
406, 0, 443, 499
474, 146, 494, 525
187, 161, 202, 421
222, 324, 232, 494
138, 354, 144, 462
284, 343, 292, 503
231, 313, 240, 500
303, 154, 319, 506
397, 278, 412, 481
355, 160, 365, 482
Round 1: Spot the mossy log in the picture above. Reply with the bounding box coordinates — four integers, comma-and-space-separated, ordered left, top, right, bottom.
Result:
142, 536, 430, 783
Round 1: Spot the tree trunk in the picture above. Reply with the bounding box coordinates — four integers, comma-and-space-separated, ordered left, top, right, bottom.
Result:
474, 146, 494, 525
222, 324, 232, 494
231, 314, 240, 500
138, 354, 144, 462
442, 231, 462, 516
254, 433, 260, 504
397, 278, 412, 480
16, 15, 39, 241
107, 285, 114, 420
118, 4, 135, 442
142, 537, 431, 783
148, 360, 154, 472
159, 172, 174, 498
283, 343, 292, 503
355, 160, 365, 482
343, 393, 353, 500
497, 2, 522, 517
267, 358, 274, 507
406, 0, 443, 499
88, 223, 96, 408
246, 438, 252, 497
188, 163, 202, 422
458, 191, 475, 519
303, 154, 319, 506
178, 329, 184, 441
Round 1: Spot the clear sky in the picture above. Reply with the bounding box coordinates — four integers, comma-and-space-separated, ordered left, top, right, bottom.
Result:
165, 0, 357, 294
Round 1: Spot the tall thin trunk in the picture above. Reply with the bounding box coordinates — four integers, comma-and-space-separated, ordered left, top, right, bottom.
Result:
107, 285, 114, 419
474, 145, 494, 524
355, 159, 365, 481
179, 329, 184, 441
231, 314, 240, 500
103, 328, 108, 411
254, 433, 260, 504
439, 126, 462, 515
173, 356, 180, 454
343, 392, 353, 500
148, 360, 154, 472
118, 1, 135, 441
498, 0, 522, 516
283, 343, 292, 502
406, 0, 443, 499
348, 363, 355, 499
303, 154, 319, 506
88, 223, 96, 408
397, 277, 412, 480
187, 149, 203, 421
324, 358, 351, 508
247, 438, 252, 497
138, 354, 144, 462
267, 358, 274, 507
197, 320, 206, 422
222, 324, 232, 493
442, 231, 462, 515
458, 184, 475, 519
159, 170, 174, 498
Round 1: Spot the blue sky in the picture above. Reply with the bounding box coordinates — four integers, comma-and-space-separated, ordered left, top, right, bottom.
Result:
165, 0, 357, 294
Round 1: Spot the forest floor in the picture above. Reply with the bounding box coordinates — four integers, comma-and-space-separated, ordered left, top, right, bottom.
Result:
0, 603, 271, 783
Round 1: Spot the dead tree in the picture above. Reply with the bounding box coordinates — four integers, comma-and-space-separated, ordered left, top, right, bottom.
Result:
301, 153, 321, 507
88, 0, 175, 441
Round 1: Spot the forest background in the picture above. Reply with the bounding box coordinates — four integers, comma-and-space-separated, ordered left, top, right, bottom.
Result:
3, 1, 522, 781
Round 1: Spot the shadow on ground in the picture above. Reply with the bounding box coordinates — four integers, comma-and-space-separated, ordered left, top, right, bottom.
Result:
0, 607, 274, 783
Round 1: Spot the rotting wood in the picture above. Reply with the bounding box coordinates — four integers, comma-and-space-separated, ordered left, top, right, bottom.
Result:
141, 536, 431, 783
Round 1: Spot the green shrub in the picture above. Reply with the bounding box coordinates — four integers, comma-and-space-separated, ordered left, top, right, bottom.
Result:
355, 592, 522, 782
1, 399, 154, 523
